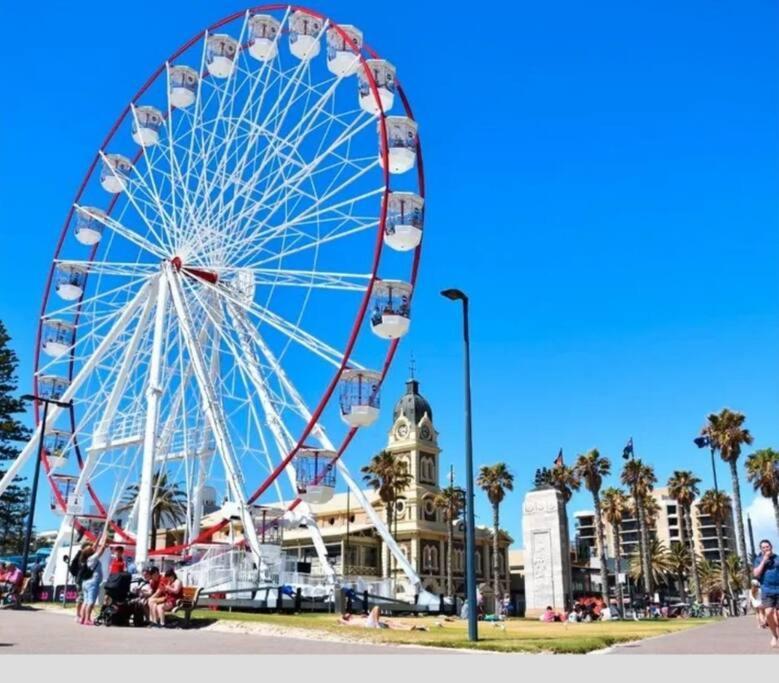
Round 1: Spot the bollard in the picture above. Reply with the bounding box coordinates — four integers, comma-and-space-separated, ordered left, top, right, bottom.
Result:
277, 586, 284, 614
295, 587, 302, 613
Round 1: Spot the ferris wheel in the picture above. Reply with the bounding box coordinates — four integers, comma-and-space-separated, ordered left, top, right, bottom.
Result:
0, 5, 425, 588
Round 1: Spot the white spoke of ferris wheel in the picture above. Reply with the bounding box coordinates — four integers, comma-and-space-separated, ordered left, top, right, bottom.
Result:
0, 281, 152, 498
55, 260, 159, 279
165, 266, 263, 559
200, 276, 355, 370
197, 295, 333, 579
192, 10, 288, 230
74, 204, 167, 261
244, 309, 422, 590
128, 106, 175, 252
211, 266, 370, 292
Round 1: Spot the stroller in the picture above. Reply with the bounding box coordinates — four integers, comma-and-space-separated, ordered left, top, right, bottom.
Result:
95, 572, 137, 626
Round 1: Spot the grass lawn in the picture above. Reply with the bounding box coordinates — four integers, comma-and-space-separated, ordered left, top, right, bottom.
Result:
186, 610, 718, 653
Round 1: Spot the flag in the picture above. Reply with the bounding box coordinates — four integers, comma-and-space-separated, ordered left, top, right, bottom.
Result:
622, 437, 634, 460
554, 448, 564, 467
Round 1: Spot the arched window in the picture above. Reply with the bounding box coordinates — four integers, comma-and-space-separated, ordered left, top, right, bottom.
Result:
454, 548, 464, 572
430, 545, 439, 570
422, 544, 439, 571
474, 550, 482, 575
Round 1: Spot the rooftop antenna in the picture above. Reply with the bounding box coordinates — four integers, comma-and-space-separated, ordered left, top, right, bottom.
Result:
409, 352, 416, 380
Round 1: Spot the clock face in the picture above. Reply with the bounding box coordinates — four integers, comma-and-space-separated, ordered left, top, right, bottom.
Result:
396, 423, 409, 439
420, 425, 432, 440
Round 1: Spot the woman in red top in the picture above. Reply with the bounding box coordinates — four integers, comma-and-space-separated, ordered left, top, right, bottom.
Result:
148, 569, 183, 627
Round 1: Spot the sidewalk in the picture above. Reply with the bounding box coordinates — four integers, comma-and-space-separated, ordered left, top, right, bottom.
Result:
606, 616, 779, 654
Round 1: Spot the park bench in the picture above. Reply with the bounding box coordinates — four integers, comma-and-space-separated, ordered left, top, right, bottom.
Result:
171, 586, 202, 627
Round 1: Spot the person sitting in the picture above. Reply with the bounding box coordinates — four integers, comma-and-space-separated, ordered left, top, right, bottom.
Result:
148, 568, 182, 627
339, 607, 428, 631
1, 563, 23, 603
540, 606, 556, 622
0, 562, 10, 594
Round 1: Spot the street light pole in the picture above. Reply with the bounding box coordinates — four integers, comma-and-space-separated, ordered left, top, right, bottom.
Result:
19, 394, 71, 579
442, 288, 478, 642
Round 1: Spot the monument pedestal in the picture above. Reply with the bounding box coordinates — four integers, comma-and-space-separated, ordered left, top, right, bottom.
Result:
522, 487, 572, 618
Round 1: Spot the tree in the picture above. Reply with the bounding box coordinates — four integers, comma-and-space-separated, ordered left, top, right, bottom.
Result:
476, 463, 514, 614
0, 321, 32, 555
698, 489, 734, 605
432, 484, 465, 598
361, 450, 412, 578
745, 448, 779, 535
725, 554, 746, 595
668, 542, 691, 603
122, 472, 187, 551
667, 470, 703, 602
601, 487, 629, 615
574, 449, 611, 604
697, 557, 724, 599
621, 459, 656, 594
701, 409, 753, 584
628, 538, 672, 589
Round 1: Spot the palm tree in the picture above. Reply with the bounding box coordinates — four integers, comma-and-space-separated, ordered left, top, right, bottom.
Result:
122, 472, 187, 551
601, 487, 629, 615
432, 485, 465, 598
667, 470, 703, 602
549, 462, 580, 607
698, 489, 734, 604
574, 449, 611, 603
745, 448, 779, 535
697, 557, 724, 599
725, 554, 746, 595
621, 459, 656, 594
668, 542, 691, 603
629, 538, 672, 589
361, 449, 413, 578
701, 409, 753, 583
476, 463, 514, 614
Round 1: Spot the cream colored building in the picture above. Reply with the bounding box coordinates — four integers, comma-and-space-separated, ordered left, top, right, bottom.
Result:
574, 486, 737, 564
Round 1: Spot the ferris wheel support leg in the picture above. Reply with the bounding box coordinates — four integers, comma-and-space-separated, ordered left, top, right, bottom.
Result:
166, 267, 263, 560
135, 277, 165, 568
240, 312, 422, 592
226, 303, 334, 582
0, 281, 152, 499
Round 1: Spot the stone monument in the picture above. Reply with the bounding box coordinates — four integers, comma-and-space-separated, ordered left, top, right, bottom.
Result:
522, 475, 572, 617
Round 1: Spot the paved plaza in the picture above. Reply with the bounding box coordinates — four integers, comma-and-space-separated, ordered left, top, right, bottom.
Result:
0, 608, 444, 655
606, 616, 779, 655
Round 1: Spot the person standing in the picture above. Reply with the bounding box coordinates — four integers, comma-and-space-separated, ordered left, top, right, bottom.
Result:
79, 531, 109, 625
753, 539, 779, 648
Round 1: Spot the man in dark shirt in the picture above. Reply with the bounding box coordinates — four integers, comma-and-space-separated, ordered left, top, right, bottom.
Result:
753, 539, 779, 649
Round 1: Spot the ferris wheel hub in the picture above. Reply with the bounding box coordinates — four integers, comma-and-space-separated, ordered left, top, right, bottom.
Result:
170, 256, 219, 285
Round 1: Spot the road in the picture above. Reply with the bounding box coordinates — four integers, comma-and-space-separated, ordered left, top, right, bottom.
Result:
606, 615, 779, 655
0, 608, 443, 655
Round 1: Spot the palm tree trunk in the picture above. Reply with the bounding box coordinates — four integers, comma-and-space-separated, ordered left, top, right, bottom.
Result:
685, 506, 702, 603
613, 525, 625, 617
773, 495, 779, 536
592, 491, 609, 604
384, 501, 393, 579
715, 519, 732, 604
446, 508, 454, 597
634, 490, 652, 595
492, 502, 500, 615
728, 460, 750, 587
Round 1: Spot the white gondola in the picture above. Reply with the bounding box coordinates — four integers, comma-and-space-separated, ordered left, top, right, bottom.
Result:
74, 206, 105, 246
252, 506, 284, 545
42, 320, 75, 359
100, 154, 132, 194
294, 448, 336, 505
38, 375, 69, 402
248, 14, 280, 61
289, 10, 322, 61
131, 105, 163, 147
206, 34, 239, 78
358, 59, 395, 115
43, 430, 70, 471
50, 474, 80, 514
327, 24, 363, 76
339, 369, 381, 427
380, 116, 417, 174
384, 192, 424, 251
168, 65, 199, 108
55, 263, 87, 301
369, 280, 412, 339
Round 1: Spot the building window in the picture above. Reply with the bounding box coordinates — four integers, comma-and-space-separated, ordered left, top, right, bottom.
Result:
422, 544, 439, 571
453, 548, 464, 572
474, 550, 482, 575
419, 454, 435, 484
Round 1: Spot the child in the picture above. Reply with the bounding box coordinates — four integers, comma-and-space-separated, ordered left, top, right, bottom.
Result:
750, 579, 766, 629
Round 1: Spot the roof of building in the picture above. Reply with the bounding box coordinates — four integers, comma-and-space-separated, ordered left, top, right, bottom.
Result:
393, 379, 433, 425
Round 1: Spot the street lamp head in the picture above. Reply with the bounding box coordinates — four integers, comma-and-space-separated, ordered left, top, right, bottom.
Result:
21, 394, 35, 402
693, 436, 710, 449
441, 288, 467, 302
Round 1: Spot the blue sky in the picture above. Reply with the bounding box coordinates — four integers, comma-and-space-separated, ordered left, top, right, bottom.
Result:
0, 1, 777, 546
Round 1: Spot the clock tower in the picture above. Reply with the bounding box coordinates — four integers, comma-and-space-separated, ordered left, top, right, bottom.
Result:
386, 378, 440, 491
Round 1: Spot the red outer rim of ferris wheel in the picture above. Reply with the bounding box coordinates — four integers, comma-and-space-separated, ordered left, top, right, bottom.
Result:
32, 4, 426, 550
